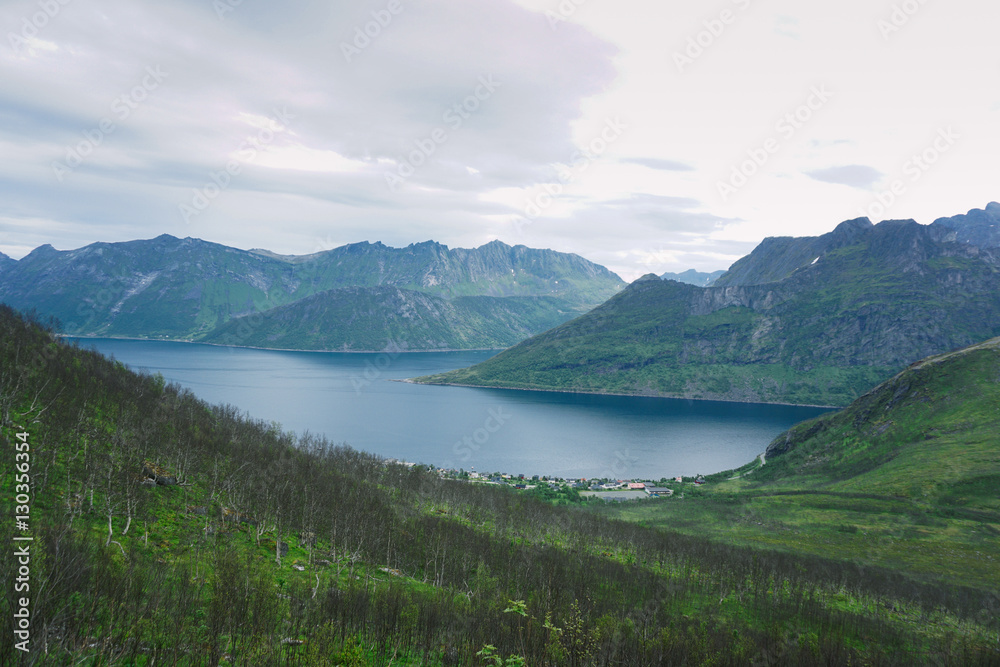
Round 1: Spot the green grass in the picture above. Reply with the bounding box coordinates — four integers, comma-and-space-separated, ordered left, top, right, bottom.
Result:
4, 306, 1000, 665
599, 338, 1000, 594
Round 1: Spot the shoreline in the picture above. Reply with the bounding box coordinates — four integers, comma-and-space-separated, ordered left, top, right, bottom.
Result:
59, 334, 505, 355
397, 379, 841, 410
61, 335, 838, 409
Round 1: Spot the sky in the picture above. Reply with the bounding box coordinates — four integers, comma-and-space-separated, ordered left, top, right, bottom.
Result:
1, 0, 997, 281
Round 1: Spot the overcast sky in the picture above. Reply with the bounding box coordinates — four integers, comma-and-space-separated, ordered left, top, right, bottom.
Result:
1, 0, 997, 280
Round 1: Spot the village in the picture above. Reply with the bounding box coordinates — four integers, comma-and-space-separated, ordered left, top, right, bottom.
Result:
386, 459, 707, 502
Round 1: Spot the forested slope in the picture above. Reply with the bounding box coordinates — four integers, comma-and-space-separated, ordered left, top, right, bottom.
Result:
2, 306, 998, 665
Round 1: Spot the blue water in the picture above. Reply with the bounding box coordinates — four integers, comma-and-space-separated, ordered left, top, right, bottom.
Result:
68, 338, 832, 479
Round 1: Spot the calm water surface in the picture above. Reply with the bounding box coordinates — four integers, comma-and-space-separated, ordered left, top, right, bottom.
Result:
70, 338, 832, 479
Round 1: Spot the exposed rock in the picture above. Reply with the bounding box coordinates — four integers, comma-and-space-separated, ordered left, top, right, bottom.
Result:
142, 461, 178, 486
221, 507, 257, 526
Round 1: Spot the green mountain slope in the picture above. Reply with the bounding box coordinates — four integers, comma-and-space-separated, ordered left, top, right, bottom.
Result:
603, 336, 1000, 594
201, 286, 577, 351
0, 235, 623, 346
3, 305, 999, 664
416, 216, 1000, 406
757, 336, 1000, 498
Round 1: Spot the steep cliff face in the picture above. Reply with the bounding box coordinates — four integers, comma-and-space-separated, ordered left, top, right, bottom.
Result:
713, 217, 875, 287
0, 236, 623, 344
416, 212, 1000, 406
931, 202, 1000, 248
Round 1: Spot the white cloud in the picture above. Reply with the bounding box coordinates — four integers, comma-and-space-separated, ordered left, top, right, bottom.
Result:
0, 0, 997, 277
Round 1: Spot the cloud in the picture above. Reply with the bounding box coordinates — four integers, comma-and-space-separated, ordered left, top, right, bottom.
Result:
0, 0, 617, 254
2, 0, 998, 277
620, 157, 694, 172
805, 165, 883, 190
510, 193, 743, 279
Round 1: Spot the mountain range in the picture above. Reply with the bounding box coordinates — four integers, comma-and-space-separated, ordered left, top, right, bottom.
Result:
415, 204, 1000, 406
660, 269, 726, 287
0, 235, 624, 351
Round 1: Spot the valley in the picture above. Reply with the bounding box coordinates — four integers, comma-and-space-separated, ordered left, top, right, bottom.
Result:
2, 306, 998, 665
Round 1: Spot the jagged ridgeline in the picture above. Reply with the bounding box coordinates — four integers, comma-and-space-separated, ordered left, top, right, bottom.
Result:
3, 306, 1000, 664
418, 206, 1000, 407
0, 236, 623, 350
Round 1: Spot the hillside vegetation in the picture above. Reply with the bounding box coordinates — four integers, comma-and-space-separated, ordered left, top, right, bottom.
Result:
2, 306, 1000, 665
416, 216, 1000, 406
200, 288, 576, 352
602, 336, 1000, 604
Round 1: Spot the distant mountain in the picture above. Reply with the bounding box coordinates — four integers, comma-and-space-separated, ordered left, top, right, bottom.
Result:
660, 269, 726, 287
713, 203, 1000, 289
201, 287, 577, 351
930, 201, 1000, 248
713, 217, 874, 287
0, 251, 15, 276
415, 212, 1000, 406
0, 235, 623, 346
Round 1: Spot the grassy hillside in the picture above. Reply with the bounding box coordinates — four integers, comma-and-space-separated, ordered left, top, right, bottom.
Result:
200, 287, 577, 351
600, 336, 1000, 598
415, 219, 1000, 406
2, 306, 999, 665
